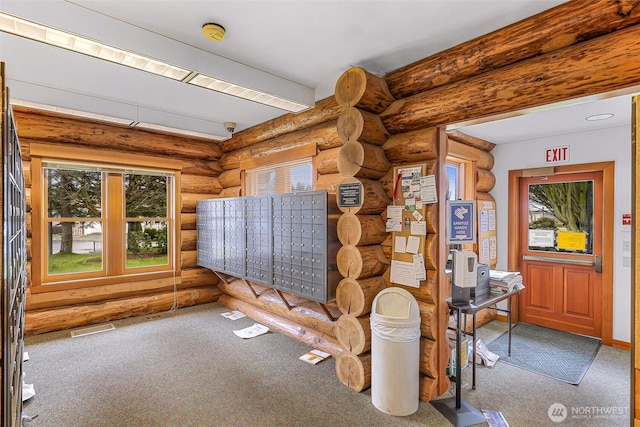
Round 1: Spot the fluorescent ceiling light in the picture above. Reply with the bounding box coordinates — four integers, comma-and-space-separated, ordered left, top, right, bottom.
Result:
133, 121, 227, 141
186, 73, 310, 113
11, 99, 227, 141
0, 12, 191, 81
0, 11, 312, 113
11, 99, 134, 125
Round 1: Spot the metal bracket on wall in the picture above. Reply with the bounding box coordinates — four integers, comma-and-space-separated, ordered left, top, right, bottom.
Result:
275, 289, 293, 311
317, 303, 337, 322
242, 278, 261, 299
212, 270, 230, 285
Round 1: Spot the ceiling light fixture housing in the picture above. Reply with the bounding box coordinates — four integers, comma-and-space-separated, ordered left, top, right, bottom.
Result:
0, 12, 313, 113
202, 23, 225, 41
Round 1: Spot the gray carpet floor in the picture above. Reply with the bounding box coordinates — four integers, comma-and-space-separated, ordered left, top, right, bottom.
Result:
21, 302, 630, 427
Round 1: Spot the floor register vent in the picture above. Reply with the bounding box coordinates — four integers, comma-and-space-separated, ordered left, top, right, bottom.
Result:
70, 323, 116, 338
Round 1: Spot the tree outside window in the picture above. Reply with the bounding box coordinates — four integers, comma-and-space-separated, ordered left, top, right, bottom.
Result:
43, 164, 173, 279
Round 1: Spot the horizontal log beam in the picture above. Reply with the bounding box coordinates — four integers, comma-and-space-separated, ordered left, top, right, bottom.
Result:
219, 294, 343, 357
385, 0, 640, 98
337, 213, 387, 246
381, 24, 640, 134
181, 174, 222, 194
316, 147, 341, 175
26, 276, 179, 310
25, 287, 220, 335
448, 140, 494, 170
337, 106, 389, 145
335, 351, 371, 392
335, 67, 395, 113
180, 267, 220, 288
337, 245, 389, 280
315, 173, 343, 194
220, 120, 340, 170
181, 193, 217, 213
217, 279, 339, 337
419, 374, 440, 402
335, 276, 386, 317
181, 229, 197, 251
181, 159, 224, 177
337, 177, 391, 215
220, 96, 343, 153
335, 313, 371, 355
338, 141, 390, 179
477, 168, 496, 193
181, 250, 198, 269
181, 213, 196, 230
218, 169, 242, 188
446, 130, 495, 152
13, 108, 222, 160
382, 128, 438, 163
219, 186, 241, 198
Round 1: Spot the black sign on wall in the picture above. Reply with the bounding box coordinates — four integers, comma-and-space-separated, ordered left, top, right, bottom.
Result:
337, 182, 362, 207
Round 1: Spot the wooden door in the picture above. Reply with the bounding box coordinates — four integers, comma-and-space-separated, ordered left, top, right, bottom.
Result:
519, 171, 603, 338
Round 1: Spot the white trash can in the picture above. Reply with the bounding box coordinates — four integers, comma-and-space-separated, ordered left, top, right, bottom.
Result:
370, 287, 421, 416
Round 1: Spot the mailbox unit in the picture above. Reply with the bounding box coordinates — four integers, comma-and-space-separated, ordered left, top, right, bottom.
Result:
197, 190, 338, 303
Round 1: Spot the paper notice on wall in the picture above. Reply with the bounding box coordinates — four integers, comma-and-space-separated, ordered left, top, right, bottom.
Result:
481, 239, 490, 263
480, 210, 489, 232
420, 175, 438, 203
488, 210, 496, 231
490, 236, 497, 260
386, 205, 403, 232
390, 260, 420, 288
395, 236, 407, 253
410, 221, 427, 236
406, 236, 421, 254
413, 254, 427, 281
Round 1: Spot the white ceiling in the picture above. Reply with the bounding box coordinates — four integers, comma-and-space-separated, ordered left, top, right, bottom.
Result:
1, 0, 634, 144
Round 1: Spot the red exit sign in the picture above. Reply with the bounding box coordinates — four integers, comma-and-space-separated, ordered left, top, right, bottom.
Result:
545, 145, 569, 163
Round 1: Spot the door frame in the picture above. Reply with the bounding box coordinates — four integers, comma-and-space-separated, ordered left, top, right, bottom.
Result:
507, 161, 615, 345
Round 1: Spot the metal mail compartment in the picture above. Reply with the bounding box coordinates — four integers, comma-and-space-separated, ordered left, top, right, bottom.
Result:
196, 190, 338, 303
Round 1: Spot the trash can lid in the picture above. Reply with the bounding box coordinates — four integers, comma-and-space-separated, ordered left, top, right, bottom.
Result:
371, 287, 420, 326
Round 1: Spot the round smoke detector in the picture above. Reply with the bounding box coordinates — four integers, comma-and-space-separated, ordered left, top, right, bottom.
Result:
202, 23, 225, 41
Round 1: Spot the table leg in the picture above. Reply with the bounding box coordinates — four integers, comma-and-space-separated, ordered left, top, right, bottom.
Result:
507, 295, 512, 356
472, 312, 477, 389
455, 307, 462, 409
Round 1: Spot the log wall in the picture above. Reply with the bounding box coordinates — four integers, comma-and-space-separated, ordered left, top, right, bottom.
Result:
15, 108, 222, 335
14, 0, 640, 410
212, 0, 640, 402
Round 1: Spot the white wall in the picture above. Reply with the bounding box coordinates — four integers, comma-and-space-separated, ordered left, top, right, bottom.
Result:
491, 125, 631, 343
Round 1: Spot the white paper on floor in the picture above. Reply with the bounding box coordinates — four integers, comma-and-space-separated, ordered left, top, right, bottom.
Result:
221, 310, 246, 320
22, 381, 35, 401
233, 323, 269, 339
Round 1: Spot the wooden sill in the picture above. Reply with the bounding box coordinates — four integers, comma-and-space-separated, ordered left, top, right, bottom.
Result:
30, 270, 179, 293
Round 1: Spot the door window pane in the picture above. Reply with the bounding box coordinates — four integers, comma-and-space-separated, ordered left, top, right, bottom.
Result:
527, 180, 594, 254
